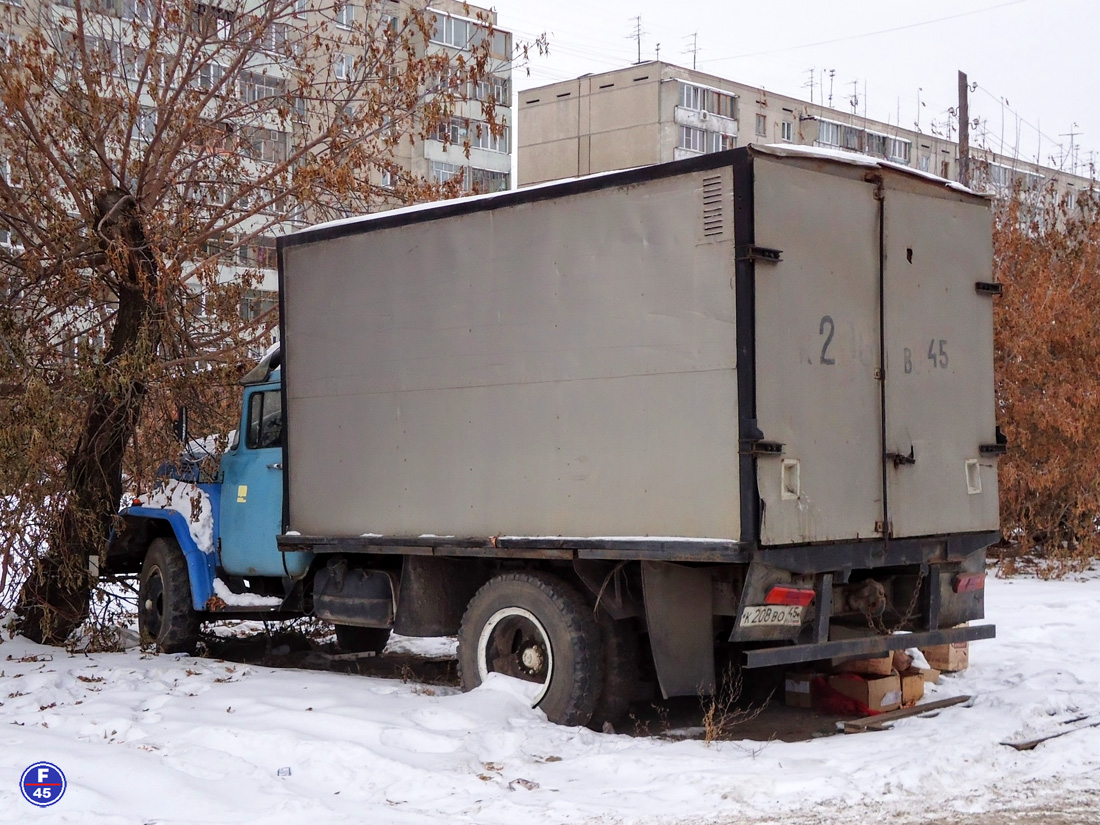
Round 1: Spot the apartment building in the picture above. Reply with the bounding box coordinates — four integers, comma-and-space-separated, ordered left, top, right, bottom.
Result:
0, 0, 513, 331
518, 61, 1091, 208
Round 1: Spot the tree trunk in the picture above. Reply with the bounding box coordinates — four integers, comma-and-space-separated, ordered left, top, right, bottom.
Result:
16, 190, 162, 645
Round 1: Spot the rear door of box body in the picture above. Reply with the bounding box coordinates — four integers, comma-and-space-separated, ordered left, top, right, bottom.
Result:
880, 178, 998, 537
748, 150, 997, 546
751, 156, 884, 546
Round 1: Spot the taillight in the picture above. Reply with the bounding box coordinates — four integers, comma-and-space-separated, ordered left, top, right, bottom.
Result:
953, 573, 986, 593
764, 586, 815, 606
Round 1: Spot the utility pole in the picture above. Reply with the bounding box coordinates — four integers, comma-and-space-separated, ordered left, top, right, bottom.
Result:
827, 69, 835, 108
958, 70, 970, 186
629, 16, 643, 65
803, 68, 815, 104
1060, 124, 1081, 174
682, 33, 698, 70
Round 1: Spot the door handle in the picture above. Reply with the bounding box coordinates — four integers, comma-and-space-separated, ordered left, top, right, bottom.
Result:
266, 463, 283, 470
885, 447, 915, 468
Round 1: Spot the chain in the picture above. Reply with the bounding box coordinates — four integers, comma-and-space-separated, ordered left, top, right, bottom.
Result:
864, 566, 926, 635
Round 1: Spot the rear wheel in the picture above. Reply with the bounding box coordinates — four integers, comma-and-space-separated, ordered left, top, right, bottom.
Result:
458, 572, 602, 727
589, 615, 641, 730
138, 537, 200, 654
334, 625, 391, 654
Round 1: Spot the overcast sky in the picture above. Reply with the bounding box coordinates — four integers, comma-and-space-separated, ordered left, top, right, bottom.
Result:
490, 0, 1097, 177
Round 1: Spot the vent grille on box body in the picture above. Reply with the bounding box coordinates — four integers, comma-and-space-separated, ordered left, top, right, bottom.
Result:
701, 174, 725, 237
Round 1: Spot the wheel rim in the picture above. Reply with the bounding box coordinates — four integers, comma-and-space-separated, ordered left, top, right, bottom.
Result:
476, 607, 554, 705
141, 567, 165, 639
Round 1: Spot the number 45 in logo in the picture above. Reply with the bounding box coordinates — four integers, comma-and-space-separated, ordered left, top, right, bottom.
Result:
20, 762, 67, 807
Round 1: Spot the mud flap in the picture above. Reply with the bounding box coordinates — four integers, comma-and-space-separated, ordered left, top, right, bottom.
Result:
641, 561, 715, 698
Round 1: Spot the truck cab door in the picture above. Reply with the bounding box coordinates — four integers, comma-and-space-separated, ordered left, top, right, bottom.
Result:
219, 384, 310, 577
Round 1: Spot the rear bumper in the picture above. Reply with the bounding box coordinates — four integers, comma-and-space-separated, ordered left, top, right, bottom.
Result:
743, 622, 995, 668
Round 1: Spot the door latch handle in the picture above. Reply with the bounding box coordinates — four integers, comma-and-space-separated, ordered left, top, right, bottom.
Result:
886, 447, 915, 467
266, 462, 283, 470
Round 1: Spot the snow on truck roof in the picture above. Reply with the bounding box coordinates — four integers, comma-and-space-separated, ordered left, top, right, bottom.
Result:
288, 144, 984, 241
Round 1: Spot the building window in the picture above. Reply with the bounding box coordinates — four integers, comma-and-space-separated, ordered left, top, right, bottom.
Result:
679, 82, 736, 118
192, 4, 236, 40
681, 83, 704, 111
334, 1, 353, 28
240, 71, 285, 103
818, 120, 840, 147
887, 137, 911, 164
237, 238, 278, 269
472, 74, 509, 103
431, 160, 462, 185
240, 126, 288, 164
0, 227, 23, 254
334, 53, 350, 81
468, 167, 509, 193
431, 12, 471, 49
434, 117, 466, 145
380, 169, 393, 188
755, 113, 767, 137
241, 289, 278, 323
780, 120, 793, 142
433, 117, 508, 153
471, 122, 508, 153
709, 132, 734, 152
679, 125, 706, 154
198, 61, 225, 91
917, 153, 931, 172
0, 156, 22, 189
430, 162, 508, 192
132, 106, 157, 143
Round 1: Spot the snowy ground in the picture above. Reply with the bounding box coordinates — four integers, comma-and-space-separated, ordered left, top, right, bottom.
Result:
2, 573, 1099, 824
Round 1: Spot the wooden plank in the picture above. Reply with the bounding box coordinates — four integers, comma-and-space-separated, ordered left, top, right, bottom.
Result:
841, 694, 972, 734
1001, 717, 1100, 751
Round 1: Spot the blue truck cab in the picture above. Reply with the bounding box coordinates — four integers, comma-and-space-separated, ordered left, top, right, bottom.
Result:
107, 348, 315, 652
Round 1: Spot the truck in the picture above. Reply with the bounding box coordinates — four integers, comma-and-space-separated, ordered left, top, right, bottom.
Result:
106, 145, 1000, 727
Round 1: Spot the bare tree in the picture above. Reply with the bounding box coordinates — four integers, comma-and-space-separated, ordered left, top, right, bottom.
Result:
0, 0, 534, 642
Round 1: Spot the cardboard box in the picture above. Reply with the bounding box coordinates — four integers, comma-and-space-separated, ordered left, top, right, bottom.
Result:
829, 626, 893, 676
921, 667, 941, 684
784, 672, 819, 709
900, 668, 925, 705
827, 671, 903, 713
921, 641, 969, 672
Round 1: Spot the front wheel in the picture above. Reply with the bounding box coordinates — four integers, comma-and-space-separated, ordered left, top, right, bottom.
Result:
458, 572, 602, 727
138, 537, 200, 653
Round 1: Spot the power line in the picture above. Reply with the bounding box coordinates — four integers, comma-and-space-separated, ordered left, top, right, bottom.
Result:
699, 0, 1032, 64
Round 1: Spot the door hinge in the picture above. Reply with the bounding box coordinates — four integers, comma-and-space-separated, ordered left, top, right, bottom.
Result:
864, 171, 885, 199
980, 426, 1009, 456
736, 245, 783, 264
742, 440, 785, 457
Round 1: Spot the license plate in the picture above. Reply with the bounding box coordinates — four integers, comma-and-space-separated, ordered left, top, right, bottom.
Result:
740, 604, 805, 628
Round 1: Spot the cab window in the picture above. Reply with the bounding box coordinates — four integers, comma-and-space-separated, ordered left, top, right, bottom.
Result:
246, 390, 283, 449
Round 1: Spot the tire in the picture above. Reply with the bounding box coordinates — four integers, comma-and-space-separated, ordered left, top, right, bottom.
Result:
589, 615, 641, 730
138, 537, 200, 654
334, 625, 391, 654
458, 572, 603, 727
